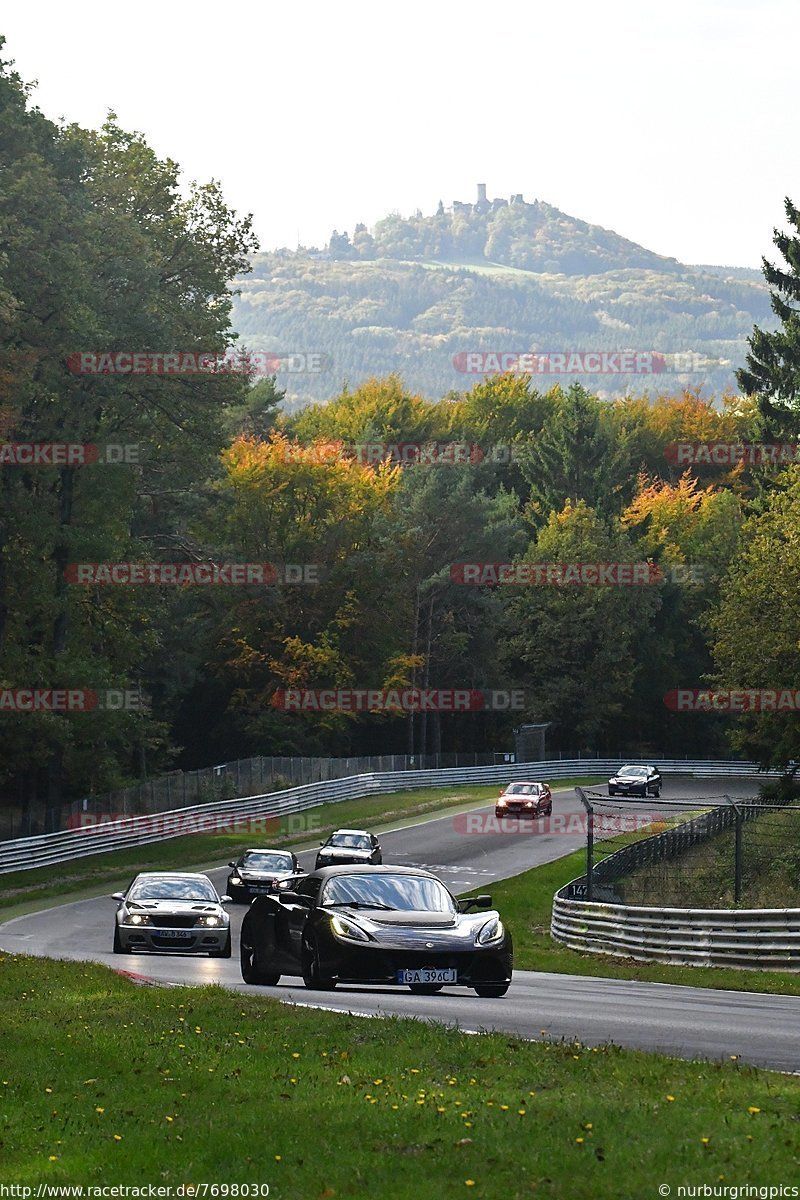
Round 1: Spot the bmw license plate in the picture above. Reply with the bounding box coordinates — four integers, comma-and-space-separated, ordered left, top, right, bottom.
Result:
160, 930, 192, 939
397, 967, 457, 985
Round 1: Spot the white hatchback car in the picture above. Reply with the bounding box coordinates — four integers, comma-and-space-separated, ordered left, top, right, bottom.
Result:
112, 871, 231, 957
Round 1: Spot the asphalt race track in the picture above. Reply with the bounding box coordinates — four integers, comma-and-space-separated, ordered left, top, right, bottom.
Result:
3, 776, 799, 1073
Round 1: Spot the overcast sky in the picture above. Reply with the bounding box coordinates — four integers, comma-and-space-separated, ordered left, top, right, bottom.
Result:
2, 0, 796, 268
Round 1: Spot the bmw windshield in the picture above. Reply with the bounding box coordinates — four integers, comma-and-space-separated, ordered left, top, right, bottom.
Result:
128, 877, 218, 903
240, 852, 294, 871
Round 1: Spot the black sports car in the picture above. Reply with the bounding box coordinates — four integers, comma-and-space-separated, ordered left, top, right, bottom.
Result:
226, 849, 302, 903
239, 865, 513, 997
608, 764, 662, 797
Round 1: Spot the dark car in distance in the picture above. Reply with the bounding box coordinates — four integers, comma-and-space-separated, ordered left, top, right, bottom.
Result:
239, 865, 513, 997
495, 781, 552, 818
315, 829, 382, 870
226, 849, 302, 904
608, 764, 662, 797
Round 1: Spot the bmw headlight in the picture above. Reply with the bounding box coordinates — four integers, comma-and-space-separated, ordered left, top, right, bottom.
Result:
127, 913, 152, 926
195, 914, 223, 927
476, 916, 504, 945
330, 914, 371, 943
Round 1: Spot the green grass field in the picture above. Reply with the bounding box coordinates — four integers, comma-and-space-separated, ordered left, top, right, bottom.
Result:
2, 953, 797, 1197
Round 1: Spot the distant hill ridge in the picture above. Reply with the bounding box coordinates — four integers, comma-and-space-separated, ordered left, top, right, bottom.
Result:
321, 183, 683, 277
233, 186, 773, 408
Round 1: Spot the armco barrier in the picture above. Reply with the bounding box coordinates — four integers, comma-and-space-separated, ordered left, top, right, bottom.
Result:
0, 758, 771, 875
552, 789, 798, 970
551, 894, 800, 970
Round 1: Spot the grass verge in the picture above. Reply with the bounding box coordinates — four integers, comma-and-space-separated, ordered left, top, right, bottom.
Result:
1, 953, 796, 1196
0, 779, 602, 918
491, 850, 800, 996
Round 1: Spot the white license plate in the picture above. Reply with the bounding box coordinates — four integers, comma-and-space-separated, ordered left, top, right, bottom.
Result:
159, 930, 192, 939
398, 967, 457, 985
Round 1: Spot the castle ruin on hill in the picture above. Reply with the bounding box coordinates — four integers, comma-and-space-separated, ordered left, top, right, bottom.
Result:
438, 184, 529, 217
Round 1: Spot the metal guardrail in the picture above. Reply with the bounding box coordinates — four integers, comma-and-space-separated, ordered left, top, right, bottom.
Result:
0, 757, 773, 876
552, 788, 798, 970
551, 895, 800, 970
8, 750, 767, 842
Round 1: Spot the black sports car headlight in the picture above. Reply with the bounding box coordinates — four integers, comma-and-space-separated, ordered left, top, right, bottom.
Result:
330, 914, 372, 943
476, 916, 504, 945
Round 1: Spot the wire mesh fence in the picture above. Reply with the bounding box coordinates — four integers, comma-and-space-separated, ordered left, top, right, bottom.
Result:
567, 785, 800, 909
0, 751, 524, 840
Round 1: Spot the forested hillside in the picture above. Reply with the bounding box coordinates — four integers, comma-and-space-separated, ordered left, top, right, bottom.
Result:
234, 202, 773, 406
2, 48, 799, 831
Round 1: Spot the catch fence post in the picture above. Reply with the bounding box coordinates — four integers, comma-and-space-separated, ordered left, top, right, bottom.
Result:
724, 794, 743, 903
576, 786, 594, 902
